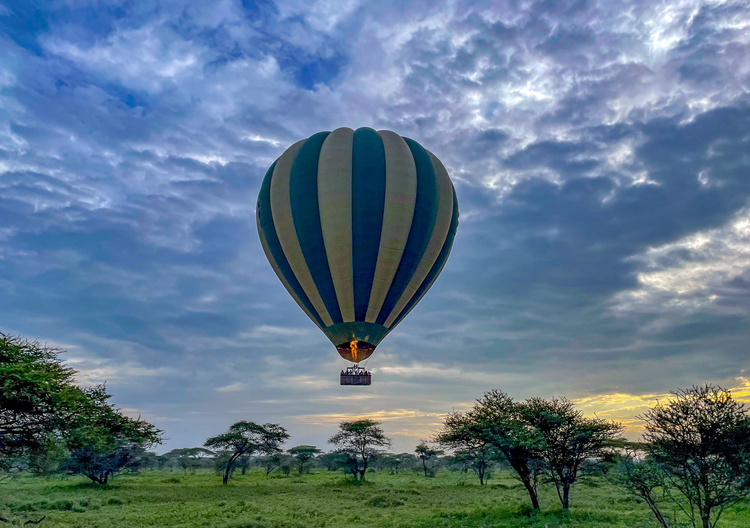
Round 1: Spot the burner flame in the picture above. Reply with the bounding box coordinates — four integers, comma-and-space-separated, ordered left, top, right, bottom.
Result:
349, 340, 358, 362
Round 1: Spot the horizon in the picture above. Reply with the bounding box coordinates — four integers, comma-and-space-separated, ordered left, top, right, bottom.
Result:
2, 0, 750, 455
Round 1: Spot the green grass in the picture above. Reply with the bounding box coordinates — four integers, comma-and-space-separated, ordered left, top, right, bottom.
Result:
1, 470, 749, 527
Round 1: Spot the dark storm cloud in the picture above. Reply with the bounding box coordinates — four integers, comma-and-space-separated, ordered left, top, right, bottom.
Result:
1, 0, 749, 450
408, 100, 750, 397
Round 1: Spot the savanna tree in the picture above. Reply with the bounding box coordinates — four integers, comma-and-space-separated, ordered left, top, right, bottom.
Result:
162, 447, 214, 472
287, 445, 322, 475
1, 333, 79, 467
258, 452, 284, 475
278, 453, 294, 476
435, 410, 497, 485
371, 452, 415, 474
205, 421, 289, 484
328, 419, 390, 481
414, 442, 443, 477
62, 385, 163, 484
612, 457, 672, 528
641, 385, 750, 528
1, 333, 161, 483
472, 390, 545, 509
520, 397, 622, 509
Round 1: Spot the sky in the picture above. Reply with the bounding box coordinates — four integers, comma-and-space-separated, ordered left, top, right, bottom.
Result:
1, 0, 750, 454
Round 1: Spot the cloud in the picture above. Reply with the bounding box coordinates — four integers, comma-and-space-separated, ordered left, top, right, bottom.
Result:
216, 382, 248, 393
613, 209, 750, 314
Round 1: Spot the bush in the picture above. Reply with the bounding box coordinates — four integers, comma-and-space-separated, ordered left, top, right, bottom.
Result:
517, 503, 535, 517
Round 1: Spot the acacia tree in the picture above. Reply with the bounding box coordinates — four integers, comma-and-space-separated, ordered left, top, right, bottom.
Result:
1, 333, 162, 482
278, 453, 294, 476
205, 421, 289, 484
371, 452, 415, 474
328, 420, 390, 481
520, 397, 622, 510
318, 451, 350, 472
435, 410, 497, 485
641, 385, 750, 528
62, 385, 163, 484
612, 457, 672, 528
259, 452, 284, 475
287, 445, 322, 475
414, 442, 443, 477
473, 390, 544, 509
162, 447, 215, 473
0, 333, 79, 466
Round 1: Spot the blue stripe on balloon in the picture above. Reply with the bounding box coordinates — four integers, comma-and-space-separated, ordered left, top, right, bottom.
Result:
376, 138, 439, 325
352, 128, 387, 321
390, 185, 458, 329
289, 131, 344, 325
257, 160, 326, 329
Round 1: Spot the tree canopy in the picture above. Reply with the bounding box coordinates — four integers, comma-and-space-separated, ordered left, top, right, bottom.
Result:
435, 409, 497, 485
328, 419, 390, 481
520, 397, 622, 509
287, 445, 322, 475
1, 333, 79, 465
641, 384, 750, 528
471, 390, 544, 509
205, 421, 289, 484
1, 333, 162, 482
414, 442, 443, 477
62, 385, 162, 484
437, 390, 622, 510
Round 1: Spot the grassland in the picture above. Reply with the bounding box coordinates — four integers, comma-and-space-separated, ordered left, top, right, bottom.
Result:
2, 469, 749, 528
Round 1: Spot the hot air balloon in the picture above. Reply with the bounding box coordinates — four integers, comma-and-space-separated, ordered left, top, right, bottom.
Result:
256, 127, 458, 385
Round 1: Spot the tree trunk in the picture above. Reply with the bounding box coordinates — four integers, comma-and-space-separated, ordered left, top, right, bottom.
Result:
507, 454, 541, 511
520, 476, 540, 510
422, 458, 428, 477
561, 484, 570, 510
348, 457, 358, 480
223, 453, 242, 484
87, 473, 108, 485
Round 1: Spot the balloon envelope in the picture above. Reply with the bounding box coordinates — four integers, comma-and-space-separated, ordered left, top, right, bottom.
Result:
256, 127, 458, 361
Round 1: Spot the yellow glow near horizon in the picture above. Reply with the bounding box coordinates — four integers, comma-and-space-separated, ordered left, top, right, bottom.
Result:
575, 378, 750, 439
296, 380, 750, 443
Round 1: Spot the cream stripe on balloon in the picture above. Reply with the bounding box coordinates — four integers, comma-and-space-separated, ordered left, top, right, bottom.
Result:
364, 130, 417, 323
384, 152, 453, 327
386, 234, 453, 329
256, 214, 323, 330
318, 127, 355, 322
270, 140, 334, 327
